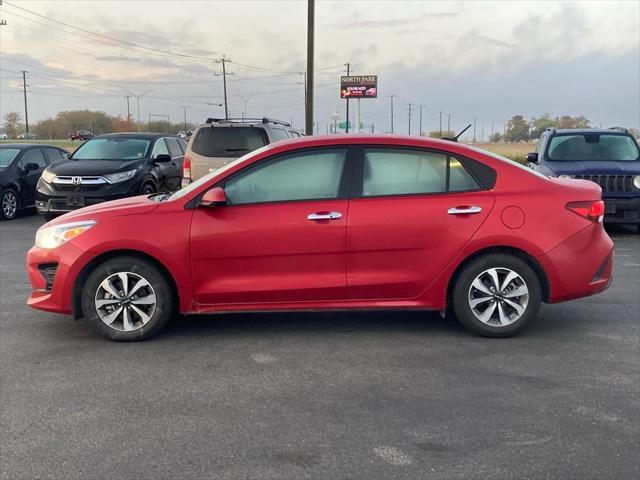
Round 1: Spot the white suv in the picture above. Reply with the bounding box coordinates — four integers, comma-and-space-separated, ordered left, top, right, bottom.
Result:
182, 117, 304, 185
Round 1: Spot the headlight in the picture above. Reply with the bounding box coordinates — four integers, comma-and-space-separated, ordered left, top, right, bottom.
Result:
35, 220, 96, 249
41, 168, 56, 184
558, 175, 573, 179
103, 169, 137, 184
633, 175, 640, 189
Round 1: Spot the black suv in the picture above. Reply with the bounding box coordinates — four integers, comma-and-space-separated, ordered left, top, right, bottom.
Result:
0, 144, 68, 220
36, 133, 186, 219
528, 127, 640, 229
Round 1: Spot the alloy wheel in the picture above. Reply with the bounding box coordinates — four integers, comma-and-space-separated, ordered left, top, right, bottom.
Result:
94, 272, 157, 332
2, 191, 18, 219
468, 267, 529, 327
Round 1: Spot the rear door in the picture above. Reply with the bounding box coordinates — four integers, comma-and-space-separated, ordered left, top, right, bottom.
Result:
164, 137, 184, 190
346, 146, 495, 300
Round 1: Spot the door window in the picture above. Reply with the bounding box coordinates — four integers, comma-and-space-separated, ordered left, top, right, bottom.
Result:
20, 149, 47, 169
224, 148, 347, 205
152, 139, 169, 158
271, 128, 290, 141
362, 148, 479, 196
44, 148, 66, 163
165, 138, 183, 158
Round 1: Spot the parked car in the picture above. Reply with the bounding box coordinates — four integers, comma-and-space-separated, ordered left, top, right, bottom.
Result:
182, 117, 304, 186
528, 127, 639, 230
35, 133, 186, 220
0, 132, 8, 140
17, 133, 37, 140
0, 144, 68, 220
26, 134, 613, 341
69, 130, 95, 141
177, 131, 188, 139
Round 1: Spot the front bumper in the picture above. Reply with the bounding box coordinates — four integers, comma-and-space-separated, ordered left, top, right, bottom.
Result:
36, 179, 141, 215
26, 241, 93, 315
602, 197, 640, 225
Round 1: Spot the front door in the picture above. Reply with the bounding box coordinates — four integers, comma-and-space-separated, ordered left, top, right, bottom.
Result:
190, 147, 352, 306
346, 146, 495, 300
19, 148, 48, 206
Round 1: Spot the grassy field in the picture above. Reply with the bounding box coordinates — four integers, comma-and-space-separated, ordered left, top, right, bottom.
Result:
1, 139, 535, 163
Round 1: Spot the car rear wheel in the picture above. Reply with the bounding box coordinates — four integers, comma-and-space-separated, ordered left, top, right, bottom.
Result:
81, 256, 173, 341
451, 254, 541, 337
1, 189, 19, 220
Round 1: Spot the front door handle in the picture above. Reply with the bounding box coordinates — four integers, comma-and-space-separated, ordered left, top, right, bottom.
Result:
308, 211, 342, 221
447, 206, 482, 215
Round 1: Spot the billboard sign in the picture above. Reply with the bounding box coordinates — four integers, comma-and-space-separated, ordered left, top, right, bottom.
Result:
340, 75, 377, 99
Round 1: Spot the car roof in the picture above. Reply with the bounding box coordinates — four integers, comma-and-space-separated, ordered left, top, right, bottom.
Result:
93, 132, 176, 140
0, 143, 66, 149
258, 134, 485, 157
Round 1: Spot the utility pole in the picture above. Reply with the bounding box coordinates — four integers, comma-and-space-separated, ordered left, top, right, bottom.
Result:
407, 103, 412, 135
21, 71, 29, 133
473, 117, 477, 143
125, 95, 131, 129
447, 114, 451, 134
182, 106, 189, 131
419, 105, 423, 136
438, 111, 443, 137
481, 124, 485, 142
344, 62, 350, 133
491, 120, 494, 140
215, 56, 234, 120
389, 95, 396, 133
305, 0, 315, 135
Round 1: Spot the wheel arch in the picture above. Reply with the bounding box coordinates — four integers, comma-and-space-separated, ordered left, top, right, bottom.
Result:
72, 249, 180, 320
445, 246, 551, 307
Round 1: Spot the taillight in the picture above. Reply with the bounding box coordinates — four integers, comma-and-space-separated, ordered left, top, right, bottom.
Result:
566, 200, 605, 222
182, 154, 192, 187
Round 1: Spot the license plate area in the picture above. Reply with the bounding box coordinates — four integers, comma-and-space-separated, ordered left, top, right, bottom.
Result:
66, 195, 85, 207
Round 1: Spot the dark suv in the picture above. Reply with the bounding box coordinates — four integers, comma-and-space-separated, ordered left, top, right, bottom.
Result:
528, 127, 640, 230
36, 133, 186, 219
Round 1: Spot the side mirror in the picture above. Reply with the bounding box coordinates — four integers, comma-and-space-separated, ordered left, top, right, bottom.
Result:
526, 152, 539, 164
200, 187, 227, 207
154, 153, 172, 163
24, 162, 40, 172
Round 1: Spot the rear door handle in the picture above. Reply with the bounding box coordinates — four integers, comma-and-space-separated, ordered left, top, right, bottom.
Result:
308, 211, 342, 221
447, 206, 482, 215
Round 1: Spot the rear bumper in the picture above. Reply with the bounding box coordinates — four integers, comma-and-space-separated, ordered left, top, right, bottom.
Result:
538, 223, 614, 303
603, 197, 640, 225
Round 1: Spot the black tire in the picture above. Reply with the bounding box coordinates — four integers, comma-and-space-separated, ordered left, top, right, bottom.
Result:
451, 253, 541, 337
141, 182, 156, 195
81, 256, 173, 341
0, 188, 19, 220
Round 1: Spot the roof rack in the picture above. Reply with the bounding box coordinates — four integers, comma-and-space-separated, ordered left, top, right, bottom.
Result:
608, 126, 628, 133
205, 117, 291, 127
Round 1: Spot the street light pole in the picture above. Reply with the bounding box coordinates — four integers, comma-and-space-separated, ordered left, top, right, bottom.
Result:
305, 0, 314, 135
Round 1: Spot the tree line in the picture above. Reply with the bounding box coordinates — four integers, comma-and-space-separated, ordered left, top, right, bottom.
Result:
1, 110, 195, 139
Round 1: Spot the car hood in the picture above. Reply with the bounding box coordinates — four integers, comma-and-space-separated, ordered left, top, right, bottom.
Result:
48, 158, 146, 176
46, 194, 159, 225
546, 160, 640, 175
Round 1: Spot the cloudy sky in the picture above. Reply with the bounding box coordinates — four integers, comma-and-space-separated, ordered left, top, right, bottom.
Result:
0, 0, 638, 138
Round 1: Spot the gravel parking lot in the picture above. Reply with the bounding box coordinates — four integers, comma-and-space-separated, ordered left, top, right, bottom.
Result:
1, 213, 638, 480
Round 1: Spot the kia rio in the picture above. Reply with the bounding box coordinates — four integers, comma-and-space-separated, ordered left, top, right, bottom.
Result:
26, 135, 613, 341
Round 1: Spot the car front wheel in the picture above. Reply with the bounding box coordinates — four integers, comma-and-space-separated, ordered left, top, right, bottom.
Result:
81, 256, 173, 341
452, 253, 541, 337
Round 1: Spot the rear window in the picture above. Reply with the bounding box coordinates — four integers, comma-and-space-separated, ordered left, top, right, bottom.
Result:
192, 126, 268, 158
547, 134, 639, 161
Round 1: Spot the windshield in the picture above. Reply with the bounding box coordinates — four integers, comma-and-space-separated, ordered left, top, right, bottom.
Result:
168, 144, 273, 201
72, 138, 150, 160
191, 126, 268, 158
547, 134, 639, 161
0, 148, 20, 168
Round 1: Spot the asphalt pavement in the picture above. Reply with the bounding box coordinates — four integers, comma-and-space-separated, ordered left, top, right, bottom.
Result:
1, 212, 638, 480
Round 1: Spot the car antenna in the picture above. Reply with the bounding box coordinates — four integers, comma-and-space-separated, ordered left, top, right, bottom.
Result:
442, 124, 472, 142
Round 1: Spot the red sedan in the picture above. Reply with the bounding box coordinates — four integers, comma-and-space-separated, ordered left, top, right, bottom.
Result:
26, 135, 613, 341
